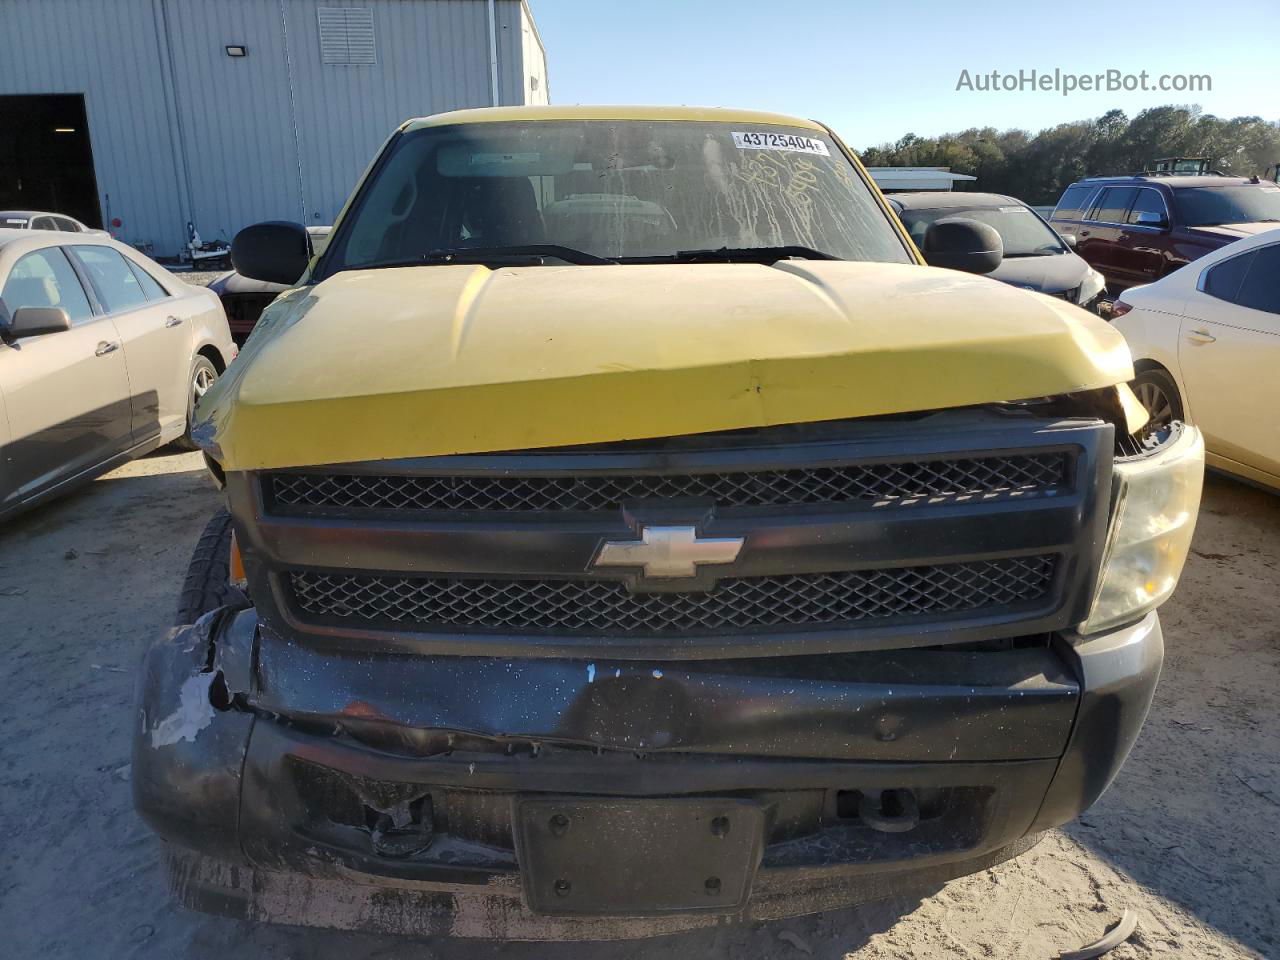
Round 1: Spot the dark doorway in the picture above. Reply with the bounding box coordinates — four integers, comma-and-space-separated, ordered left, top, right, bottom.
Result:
0, 94, 102, 227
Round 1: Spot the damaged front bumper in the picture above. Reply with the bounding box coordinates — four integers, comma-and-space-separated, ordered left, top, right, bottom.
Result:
133, 605, 1162, 940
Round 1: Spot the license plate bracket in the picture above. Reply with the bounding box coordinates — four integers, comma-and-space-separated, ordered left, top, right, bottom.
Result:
515, 797, 764, 916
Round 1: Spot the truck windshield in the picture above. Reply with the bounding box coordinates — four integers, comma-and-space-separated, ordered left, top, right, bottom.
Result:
896, 204, 1066, 257
323, 120, 913, 272
1175, 185, 1280, 226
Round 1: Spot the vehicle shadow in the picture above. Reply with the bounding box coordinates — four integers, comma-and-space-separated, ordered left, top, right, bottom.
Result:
1058, 474, 1280, 958
0, 447, 207, 544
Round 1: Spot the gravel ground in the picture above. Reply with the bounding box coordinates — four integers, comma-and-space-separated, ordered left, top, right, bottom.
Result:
0, 453, 1276, 959
169, 269, 226, 288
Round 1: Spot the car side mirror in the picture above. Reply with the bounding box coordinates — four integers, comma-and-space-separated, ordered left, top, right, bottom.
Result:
1059, 233, 1078, 249
1133, 210, 1169, 230
231, 221, 311, 285
922, 217, 1003, 274
6, 306, 71, 339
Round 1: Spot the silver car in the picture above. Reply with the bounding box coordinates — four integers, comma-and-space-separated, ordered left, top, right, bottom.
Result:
0, 229, 235, 519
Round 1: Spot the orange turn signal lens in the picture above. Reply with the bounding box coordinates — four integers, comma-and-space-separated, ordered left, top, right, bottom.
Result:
229, 529, 248, 590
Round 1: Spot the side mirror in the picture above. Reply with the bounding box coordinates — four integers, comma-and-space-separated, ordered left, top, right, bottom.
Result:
231, 221, 310, 285
922, 217, 1003, 274
1059, 233, 1078, 249
1133, 210, 1169, 230
6, 306, 71, 339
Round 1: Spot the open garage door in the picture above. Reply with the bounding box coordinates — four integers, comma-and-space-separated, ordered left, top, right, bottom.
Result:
0, 94, 102, 228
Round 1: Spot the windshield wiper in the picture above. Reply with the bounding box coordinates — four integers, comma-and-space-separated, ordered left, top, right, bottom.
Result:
664, 245, 842, 263
424, 245, 617, 265
346, 245, 617, 272
351, 244, 840, 272
675, 245, 842, 262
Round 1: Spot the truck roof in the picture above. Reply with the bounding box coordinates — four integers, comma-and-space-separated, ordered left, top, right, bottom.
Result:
402, 105, 825, 132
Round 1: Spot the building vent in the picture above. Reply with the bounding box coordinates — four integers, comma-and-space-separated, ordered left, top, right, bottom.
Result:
318, 7, 376, 65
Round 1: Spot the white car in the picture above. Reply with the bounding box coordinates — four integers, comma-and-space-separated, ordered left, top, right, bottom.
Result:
0, 209, 110, 236
0, 229, 236, 519
1112, 228, 1279, 491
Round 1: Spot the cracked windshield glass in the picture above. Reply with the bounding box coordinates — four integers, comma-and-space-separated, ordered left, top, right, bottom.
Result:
329, 120, 913, 268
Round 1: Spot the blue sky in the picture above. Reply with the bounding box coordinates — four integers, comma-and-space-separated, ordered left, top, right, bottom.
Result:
530, 0, 1275, 148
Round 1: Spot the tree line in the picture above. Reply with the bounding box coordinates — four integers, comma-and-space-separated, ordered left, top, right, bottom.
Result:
857, 105, 1280, 205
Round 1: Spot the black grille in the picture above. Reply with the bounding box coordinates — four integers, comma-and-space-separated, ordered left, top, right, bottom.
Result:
287, 556, 1056, 635
268, 453, 1067, 514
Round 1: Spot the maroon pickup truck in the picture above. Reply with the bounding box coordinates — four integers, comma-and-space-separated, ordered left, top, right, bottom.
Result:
1049, 173, 1280, 295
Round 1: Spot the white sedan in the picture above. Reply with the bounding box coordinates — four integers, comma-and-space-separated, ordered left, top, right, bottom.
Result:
0, 229, 236, 520
0, 209, 110, 236
1112, 228, 1279, 491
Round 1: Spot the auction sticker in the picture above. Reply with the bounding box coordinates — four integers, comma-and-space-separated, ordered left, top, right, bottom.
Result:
470, 152, 541, 165
732, 131, 830, 156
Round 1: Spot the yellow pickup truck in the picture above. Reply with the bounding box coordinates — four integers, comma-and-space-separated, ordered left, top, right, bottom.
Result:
132, 106, 1203, 940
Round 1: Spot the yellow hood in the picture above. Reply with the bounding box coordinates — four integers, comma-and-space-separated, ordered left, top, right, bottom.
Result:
197, 261, 1133, 471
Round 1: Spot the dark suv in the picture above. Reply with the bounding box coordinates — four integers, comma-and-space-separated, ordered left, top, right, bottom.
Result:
1050, 173, 1280, 295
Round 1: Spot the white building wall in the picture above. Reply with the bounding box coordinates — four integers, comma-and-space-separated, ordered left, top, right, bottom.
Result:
0, 0, 546, 255
0, 0, 191, 253
520, 0, 549, 106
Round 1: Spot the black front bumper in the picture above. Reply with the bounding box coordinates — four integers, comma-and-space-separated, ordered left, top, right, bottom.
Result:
133, 607, 1162, 939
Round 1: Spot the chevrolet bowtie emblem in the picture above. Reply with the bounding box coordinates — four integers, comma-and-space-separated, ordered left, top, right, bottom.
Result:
593, 525, 745, 579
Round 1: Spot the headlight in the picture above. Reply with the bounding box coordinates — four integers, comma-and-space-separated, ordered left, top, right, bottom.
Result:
1078, 424, 1204, 635
1077, 268, 1106, 305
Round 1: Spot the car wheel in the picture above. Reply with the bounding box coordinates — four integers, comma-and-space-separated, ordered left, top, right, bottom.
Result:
177, 509, 247, 624
1131, 367, 1184, 434
172, 354, 219, 451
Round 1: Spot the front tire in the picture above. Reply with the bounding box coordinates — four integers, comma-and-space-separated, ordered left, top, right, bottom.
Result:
172, 354, 219, 451
1131, 366, 1184, 434
177, 509, 247, 624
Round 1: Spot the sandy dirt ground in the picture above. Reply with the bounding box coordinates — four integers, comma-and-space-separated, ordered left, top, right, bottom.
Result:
0, 451, 1276, 960
179, 270, 228, 288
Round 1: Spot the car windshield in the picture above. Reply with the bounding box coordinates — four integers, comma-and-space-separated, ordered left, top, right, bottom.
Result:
322, 120, 913, 272
1175, 185, 1280, 226
896, 204, 1066, 257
